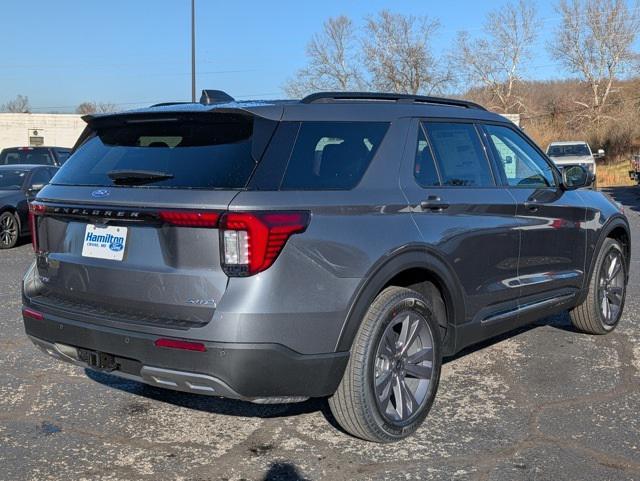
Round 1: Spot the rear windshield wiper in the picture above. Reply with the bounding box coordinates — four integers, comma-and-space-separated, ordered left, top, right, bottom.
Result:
107, 169, 174, 185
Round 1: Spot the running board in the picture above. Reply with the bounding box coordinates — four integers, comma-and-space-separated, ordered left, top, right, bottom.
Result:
482, 293, 575, 325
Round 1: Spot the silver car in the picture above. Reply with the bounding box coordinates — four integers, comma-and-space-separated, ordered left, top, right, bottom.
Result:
22, 91, 630, 442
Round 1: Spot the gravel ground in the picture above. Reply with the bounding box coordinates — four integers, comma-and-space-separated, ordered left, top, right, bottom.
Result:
1, 187, 639, 481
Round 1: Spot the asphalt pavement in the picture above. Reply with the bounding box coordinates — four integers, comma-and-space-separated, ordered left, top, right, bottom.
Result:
1, 187, 639, 481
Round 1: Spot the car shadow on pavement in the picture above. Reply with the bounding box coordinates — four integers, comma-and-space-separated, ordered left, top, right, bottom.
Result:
85, 311, 577, 428
261, 462, 309, 481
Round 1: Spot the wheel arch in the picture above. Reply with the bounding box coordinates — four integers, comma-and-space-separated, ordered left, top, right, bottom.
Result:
0, 205, 20, 230
578, 215, 630, 306
335, 245, 465, 356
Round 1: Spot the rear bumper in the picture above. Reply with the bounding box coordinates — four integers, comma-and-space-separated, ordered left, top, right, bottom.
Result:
23, 307, 349, 402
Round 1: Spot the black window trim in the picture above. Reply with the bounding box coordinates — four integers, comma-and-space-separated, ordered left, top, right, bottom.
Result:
417, 117, 499, 189
414, 121, 443, 187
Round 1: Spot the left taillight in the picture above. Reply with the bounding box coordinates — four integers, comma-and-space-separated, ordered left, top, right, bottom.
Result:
28, 202, 46, 252
219, 211, 310, 277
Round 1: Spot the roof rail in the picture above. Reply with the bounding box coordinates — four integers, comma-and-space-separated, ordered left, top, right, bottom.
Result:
300, 92, 486, 110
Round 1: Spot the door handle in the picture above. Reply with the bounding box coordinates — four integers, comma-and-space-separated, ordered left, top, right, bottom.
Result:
420, 195, 449, 211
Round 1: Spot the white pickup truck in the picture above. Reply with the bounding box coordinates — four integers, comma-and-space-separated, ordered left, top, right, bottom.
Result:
546, 141, 604, 184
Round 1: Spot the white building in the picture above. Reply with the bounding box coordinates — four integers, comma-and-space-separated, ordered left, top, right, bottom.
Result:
0, 113, 86, 151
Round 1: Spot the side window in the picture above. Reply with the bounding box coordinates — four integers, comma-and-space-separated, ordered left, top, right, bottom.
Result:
55, 150, 71, 165
484, 124, 556, 188
30, 169, 51, 187
423, 122, 494, 187
281, 122, 389, 190
414, 125, 440, 187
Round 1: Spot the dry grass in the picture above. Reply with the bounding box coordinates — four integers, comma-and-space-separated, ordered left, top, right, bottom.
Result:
597, 160, 636, 188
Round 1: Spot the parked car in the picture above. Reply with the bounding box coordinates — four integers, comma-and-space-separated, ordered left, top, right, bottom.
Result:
0, 146, 72, 167
0, 164, 58, 249
546, 141, 603, 186
22, 90, 630, 442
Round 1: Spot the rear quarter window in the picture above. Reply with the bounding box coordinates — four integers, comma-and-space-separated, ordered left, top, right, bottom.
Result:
280, 122, 389, 190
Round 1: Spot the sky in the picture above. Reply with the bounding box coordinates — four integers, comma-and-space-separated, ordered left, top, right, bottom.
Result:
0, 0, 637, 112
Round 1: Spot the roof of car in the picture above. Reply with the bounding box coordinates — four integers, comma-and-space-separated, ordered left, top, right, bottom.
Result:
83, 90, 510, 125
0, 164, 54, 171
548, 141, 589, 146
1, 146, 70, 151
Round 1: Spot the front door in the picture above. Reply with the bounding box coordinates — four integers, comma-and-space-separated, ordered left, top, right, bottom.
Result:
481, 123, 587, 309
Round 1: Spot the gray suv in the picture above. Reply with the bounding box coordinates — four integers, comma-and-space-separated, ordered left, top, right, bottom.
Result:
22, 91, 630, 442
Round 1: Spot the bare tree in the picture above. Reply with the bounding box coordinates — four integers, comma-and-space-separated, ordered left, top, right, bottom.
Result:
1, 95, 31, 113
363, 11, 448, 95
451, 0, 539, 113
549, 0, 640, 125
76, 101, 118, 115
284, 16, 363, 97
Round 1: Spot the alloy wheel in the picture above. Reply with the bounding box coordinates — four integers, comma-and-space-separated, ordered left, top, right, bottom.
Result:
0, 214, 18, 248
373, 310, 434, 423
597, 249, 625, 325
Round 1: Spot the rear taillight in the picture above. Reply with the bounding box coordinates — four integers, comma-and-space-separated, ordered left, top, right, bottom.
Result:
159, 210, 220, 227
28, 202, 46, 252
219, 211, 310, 276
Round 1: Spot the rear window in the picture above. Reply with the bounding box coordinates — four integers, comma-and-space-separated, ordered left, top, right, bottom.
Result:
52, 114, 273, 189
0, 149, 54, 166
281, 122, 389, 190
547, 144, 591, 157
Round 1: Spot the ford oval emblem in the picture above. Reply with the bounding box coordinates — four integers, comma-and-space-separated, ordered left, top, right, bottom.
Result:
91, 189, 110, 198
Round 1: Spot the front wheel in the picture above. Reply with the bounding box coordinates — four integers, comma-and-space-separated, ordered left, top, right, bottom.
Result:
570, 238, 627, 334
329, 286, 443, 442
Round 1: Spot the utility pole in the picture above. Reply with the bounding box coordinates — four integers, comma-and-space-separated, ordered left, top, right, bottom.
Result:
191, 0, 196, 102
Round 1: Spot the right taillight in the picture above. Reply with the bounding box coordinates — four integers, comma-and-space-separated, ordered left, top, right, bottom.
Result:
219, 211, 310, 277
28, 202, 46, 252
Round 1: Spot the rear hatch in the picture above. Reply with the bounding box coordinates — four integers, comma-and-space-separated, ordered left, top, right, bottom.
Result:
27, 110, 277, 330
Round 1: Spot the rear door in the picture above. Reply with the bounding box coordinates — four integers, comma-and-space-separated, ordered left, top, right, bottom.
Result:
481, 123, 587, 309
400, 120, 520, 330
29, 112, 274, 331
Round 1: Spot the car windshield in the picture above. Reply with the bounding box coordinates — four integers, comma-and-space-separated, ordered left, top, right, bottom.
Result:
0, 149, 53, 165
0, 170, 26, 190
547, 144, 591, 157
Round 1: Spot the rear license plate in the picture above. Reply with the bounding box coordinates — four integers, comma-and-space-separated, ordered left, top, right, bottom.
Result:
82, 224, 128, 261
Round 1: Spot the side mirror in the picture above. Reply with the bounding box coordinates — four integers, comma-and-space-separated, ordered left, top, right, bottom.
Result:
594, 149, 605, 159
28, 183, 45, 193
562, 165, 590, 190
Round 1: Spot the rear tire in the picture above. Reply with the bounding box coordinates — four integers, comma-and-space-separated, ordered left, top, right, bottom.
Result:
570, 238, 626, 334
329, 286, 442, 442
0, 211, 19, 249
